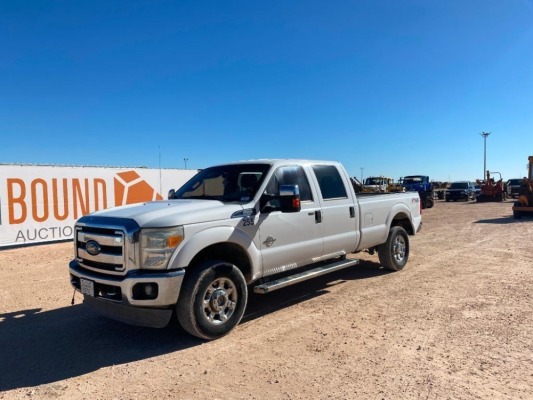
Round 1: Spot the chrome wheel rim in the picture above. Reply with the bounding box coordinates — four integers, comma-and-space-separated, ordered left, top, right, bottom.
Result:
202, 277, 238, 325
393, 235, 406, 262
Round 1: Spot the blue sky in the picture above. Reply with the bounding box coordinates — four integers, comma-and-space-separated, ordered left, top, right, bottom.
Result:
1, 0, 532, 182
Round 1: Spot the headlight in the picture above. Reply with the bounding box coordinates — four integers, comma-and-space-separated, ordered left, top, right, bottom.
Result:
140, 226, 184, 269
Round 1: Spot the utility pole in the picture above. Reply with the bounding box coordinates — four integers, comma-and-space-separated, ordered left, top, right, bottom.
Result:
479, 132, 491, 179
159, 146, 162, 195
184, 158, 189, 169
360, 167, 364, 183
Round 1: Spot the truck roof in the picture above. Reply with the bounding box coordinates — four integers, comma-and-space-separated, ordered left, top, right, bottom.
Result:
212, 159, 343, 168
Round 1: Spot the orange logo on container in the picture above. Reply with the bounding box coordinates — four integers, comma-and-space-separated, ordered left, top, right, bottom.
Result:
114, 171, 163, 207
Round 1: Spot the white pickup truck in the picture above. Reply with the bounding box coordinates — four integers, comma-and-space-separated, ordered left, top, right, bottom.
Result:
69, 159, 422, 339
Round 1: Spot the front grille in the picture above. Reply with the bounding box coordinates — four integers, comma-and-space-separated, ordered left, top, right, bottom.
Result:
79, 241, 122, 256
82, 259, 123, 272
75, 226, 126, 273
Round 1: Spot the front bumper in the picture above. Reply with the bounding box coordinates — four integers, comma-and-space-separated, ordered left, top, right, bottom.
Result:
446, 192, 469, 200
508, 188, 521, 198
69, 261, 185, 328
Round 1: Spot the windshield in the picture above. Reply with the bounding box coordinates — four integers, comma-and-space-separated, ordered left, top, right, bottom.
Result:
403, 176, 423, 184
450, 182, 468, 189
173, 163, 271, 202
365, 177, 386, 185
508, 179, 522, 185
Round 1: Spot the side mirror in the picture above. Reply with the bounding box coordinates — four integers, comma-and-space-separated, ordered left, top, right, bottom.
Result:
279, 184, 301, 213
259, 184, 301, 213
168, 189, 175, 199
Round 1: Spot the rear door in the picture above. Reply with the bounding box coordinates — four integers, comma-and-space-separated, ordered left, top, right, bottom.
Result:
309, 164, 359, 257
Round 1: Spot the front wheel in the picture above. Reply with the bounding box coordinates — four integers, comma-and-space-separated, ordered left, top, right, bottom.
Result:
513, 202, 523, 219
377, 226, 409, 271
176, 260, 248, 340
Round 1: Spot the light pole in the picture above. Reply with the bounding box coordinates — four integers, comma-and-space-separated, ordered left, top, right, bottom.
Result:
479, 132, 491, 179
184, 158, 189, 169
360, 167, 364, 183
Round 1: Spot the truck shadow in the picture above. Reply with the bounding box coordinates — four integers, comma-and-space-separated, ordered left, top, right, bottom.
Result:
0, 260, 386, 391
0, 305, 201, 391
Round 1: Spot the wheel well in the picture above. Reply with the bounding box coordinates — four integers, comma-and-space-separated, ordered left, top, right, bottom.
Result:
188, 242, 252, 282
391, 212, 414, 235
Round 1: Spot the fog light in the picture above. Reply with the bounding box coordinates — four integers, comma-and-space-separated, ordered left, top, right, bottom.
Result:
144, 284, 155, 297
132, 283, 159, 300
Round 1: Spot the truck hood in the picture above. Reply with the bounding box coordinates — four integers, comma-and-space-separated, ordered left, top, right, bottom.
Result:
88, 200, 246, 228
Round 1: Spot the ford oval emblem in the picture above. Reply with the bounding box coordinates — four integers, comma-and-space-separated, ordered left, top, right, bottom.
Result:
86, 240, 102, 256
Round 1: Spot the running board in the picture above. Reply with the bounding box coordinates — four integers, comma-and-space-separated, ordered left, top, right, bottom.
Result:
253, 258, 360, 294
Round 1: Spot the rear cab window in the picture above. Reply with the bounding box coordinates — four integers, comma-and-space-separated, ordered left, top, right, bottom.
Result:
312, 165, 348, 200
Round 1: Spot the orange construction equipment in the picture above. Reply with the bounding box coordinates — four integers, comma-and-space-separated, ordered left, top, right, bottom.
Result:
476, 171, 506, 202
512, 156, 533, 219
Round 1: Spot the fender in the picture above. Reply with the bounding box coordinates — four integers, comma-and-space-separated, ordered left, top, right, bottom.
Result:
360, 202, 415, 251
168, 225, 263, 277
385, 200, 419, 234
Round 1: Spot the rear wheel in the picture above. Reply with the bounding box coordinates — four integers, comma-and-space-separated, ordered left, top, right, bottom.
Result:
419, 193, 428, 209
176, 260, 248, 340
377, 226, 409, 271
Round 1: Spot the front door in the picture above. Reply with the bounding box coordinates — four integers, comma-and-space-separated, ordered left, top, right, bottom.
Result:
258, 165, 324, 277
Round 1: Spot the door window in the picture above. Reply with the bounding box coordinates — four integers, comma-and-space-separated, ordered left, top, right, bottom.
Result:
264, 166, 313, 202
312, 165, 347, 200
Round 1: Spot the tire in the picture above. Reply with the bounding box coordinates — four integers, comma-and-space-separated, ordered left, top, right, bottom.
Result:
427, 197, 435, 208
176, 260, 248, 340
377, 226, 409, 271
419, 193, 427, 209
513, 202, 523, 220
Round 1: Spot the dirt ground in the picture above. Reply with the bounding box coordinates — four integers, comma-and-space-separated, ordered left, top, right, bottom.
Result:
1, 199, 532, 400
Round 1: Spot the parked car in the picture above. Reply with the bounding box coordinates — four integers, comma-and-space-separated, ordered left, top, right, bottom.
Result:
506, 178, 524, 199
445, 181, 476, 202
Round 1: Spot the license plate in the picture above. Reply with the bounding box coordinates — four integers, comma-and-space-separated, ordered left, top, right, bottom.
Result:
80, 278, 95, 297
